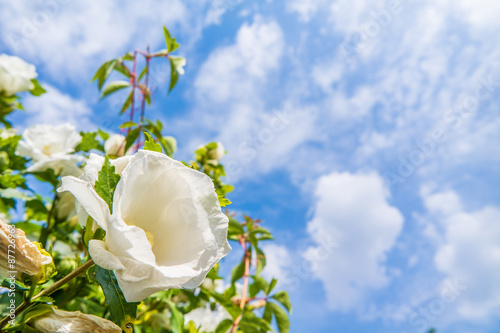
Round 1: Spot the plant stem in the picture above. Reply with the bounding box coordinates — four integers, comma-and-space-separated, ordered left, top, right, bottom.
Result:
38, 191, 58, 248
231, 237, 251, 333
0, 259, 94, 330
127, 51, 138, 136
140, 45, 150, 125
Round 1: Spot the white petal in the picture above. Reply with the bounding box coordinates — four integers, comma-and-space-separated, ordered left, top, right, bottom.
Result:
57, 176, 109, 230
105, 215, 156, 266
88, 240, 125, 271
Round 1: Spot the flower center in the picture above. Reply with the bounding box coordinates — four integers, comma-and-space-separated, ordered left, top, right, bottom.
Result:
42, 145, 53, 156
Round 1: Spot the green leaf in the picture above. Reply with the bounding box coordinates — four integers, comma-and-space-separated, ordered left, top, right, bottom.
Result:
94, 156, 121, 213
239, 312, 272, 332
122, 52, 134, 61
143, 132, 162, 153
101, 80, 131, 100
219, 197, 231, 207
92, 59, 118, 90
31, 296, 54, 303
124, 128, 140, 152
120, 91, 133, 114
231, 259, 245, 284
215, 319, 233, 333
25, 197, 49, 221
97, 129, 110, 141
114, 61, 131, 78
228, 217, 244, 237
249, 275, 268, 298
268, 302, 290, 333
263, 302, 273, 323
255, 246, 266, 274
165, 300, 184, 333
163, 26, 180, 52
94, 266, 138, 333
271, 291, 291, 312
75, 132, 101, 152
169, 59, 179, 92
30, 79, 46, 96
267, 278, 277, 295
119, 121, 137, 129
200, 289, 240, 319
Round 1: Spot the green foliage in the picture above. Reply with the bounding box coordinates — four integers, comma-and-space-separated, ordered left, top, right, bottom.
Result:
29, 79, 47, 97
101, 80, 131, 100
94, 266, 138, 332
143, 132, 162, 153
94, 156, 121, 213
75, 131, 102, 152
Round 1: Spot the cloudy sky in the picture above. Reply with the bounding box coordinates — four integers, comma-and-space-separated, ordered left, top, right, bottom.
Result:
2, 0, 500, 332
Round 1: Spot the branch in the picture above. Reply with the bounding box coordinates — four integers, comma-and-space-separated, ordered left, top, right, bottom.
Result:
38, 190, 58, 248
0, 259, 94, 330
231, 237, 251, 333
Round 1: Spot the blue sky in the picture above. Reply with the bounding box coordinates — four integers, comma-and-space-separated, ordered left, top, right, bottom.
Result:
2, 0, 500, 332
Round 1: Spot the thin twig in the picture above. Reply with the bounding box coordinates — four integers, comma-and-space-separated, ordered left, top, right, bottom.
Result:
231, 237, 251, 333
38, 190, 58, 248
0, 259, 94, 330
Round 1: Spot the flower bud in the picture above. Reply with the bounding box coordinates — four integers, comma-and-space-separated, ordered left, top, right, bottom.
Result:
207, 142, 225, 161
31, 308, 122, 333
104, 134, 129, 157
0, 220, 54, 283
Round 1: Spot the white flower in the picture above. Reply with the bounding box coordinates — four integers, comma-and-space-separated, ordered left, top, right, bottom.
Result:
58, 150, 231, 302
31, 308, 121, 333
170, 55, 186, 75
208, 142, 225, 161
104, 134, 131, 157
184, 305, 231, 332
0, 128, 17, 139
16, 124, 85, 176
0, 54, 37, 96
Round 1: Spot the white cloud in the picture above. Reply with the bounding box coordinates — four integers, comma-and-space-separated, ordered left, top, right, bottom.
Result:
261, 244, 293, 285
305, 171, 404, 311
184, 16, 318, 181
0, 1, 206, 81
422, 187, 500, 320
286, 0, 326, 22
194, 16, 284, 104
22, 84, 93, 130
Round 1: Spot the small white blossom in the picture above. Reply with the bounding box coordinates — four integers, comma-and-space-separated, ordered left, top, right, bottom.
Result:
16, 124, 84, 176
0, 54, 37, 96
184, 305, 231, 332
104, 134, 131, 157
208, 142, 225, 162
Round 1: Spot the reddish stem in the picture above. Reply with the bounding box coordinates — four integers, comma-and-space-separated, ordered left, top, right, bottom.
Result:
127, 51, 138, 135
232, 236, 251, 333
140, 45, 150, 125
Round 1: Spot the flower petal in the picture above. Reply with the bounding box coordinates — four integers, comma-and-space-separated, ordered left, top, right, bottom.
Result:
57, 176, 109, 230
88, 240, 125, 271
104, 215, 156, 266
